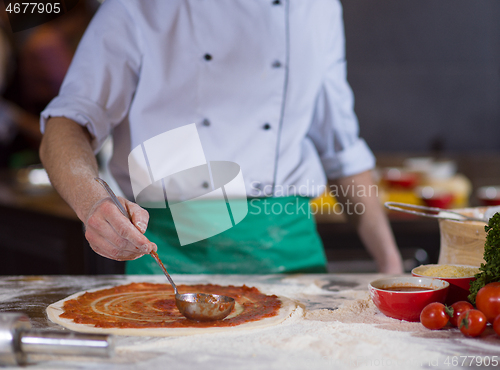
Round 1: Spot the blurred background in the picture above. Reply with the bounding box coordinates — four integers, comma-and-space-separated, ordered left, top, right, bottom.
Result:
0, 0, 498, 276
344, 0, 500, 154
318, 0, 500, 273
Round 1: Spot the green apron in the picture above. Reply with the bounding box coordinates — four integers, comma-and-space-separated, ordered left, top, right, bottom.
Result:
126, 196, 327, 274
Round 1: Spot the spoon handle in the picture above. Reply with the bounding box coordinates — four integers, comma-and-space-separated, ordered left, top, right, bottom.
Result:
150, 251, 178, 295
94, 177, 179, 295
94, 178, 130, 221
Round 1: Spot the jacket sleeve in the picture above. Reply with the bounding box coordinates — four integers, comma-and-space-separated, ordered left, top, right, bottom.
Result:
307, 1, 375, 180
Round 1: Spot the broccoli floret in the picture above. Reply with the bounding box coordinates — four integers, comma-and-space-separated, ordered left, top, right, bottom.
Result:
468, 212, 500, 304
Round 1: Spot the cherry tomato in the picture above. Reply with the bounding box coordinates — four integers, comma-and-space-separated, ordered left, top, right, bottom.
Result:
476, 282, 500, 324
458, 309, 487, 337
449, 301, 473, 327
493, 314, 500, 337
420, 302, 449, 330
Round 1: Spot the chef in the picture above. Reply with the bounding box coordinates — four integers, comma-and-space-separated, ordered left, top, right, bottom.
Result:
39, 0, 404, 275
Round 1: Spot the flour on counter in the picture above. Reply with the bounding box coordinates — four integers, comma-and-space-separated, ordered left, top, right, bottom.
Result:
109, 278, 452, 370
3, 274, 500, 370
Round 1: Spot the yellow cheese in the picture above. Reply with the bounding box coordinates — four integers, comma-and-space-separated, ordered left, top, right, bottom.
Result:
416, 265, 479, 278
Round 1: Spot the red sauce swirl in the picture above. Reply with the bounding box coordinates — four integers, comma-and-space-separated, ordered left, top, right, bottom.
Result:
60, 283, 281, 328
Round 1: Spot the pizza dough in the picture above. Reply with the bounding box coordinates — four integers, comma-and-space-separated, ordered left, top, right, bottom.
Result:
47, 283, 298, 336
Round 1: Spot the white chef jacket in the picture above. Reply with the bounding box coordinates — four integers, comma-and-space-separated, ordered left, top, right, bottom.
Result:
41, 0, 375, 199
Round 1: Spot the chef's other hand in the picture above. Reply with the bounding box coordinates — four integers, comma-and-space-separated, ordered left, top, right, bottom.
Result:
378, 258, 405, 275
84, 197, 157, 261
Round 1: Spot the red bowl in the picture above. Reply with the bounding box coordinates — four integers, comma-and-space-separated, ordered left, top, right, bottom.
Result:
417, 186, 454, 209
477, 186, 500, 206
412, 264, 477, 305
421, 194, 454, 209
368, 276, 449, 321
382, 168, 419, 189
479, 199, 500, 206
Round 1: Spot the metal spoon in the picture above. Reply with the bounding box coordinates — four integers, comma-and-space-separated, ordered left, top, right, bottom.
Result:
384, 202, 489, 222
94, 177, 235, 321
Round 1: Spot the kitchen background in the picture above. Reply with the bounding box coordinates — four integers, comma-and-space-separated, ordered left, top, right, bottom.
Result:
342, 0, 500, 153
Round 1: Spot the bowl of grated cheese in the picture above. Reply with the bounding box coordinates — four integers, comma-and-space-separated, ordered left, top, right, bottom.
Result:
411, 264, 479, 304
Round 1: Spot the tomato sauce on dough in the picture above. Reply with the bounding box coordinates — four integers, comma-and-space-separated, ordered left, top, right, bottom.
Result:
60, 283, 281, 328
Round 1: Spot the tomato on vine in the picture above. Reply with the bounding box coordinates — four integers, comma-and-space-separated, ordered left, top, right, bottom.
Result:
475, 282, 500, 324
420, 302, 451, 330
449, 301, 473, 327
493, 314, 500, 337
458, 309, 487, 337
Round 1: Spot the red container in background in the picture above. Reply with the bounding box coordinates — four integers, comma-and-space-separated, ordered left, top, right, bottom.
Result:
477, 186, 500, 206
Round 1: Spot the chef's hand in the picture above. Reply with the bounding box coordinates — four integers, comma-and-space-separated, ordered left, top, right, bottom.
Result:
84, 197, 157, 261
329, 171, 404, 275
